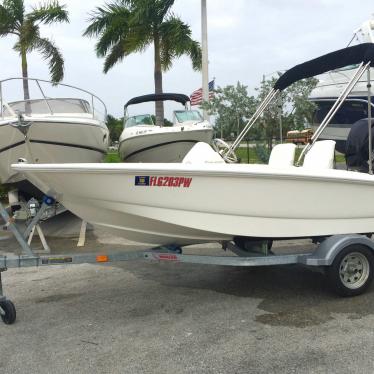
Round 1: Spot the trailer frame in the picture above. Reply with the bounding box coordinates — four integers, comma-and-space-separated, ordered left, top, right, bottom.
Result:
2, 200, 374, 325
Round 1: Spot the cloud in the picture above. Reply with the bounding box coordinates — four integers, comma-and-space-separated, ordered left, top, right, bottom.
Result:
209, 15, 236, 29
1, 0, 374, 118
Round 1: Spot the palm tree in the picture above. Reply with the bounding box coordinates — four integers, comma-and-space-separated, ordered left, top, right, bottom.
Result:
0, 0, 69, 100
84, 0, 202, 126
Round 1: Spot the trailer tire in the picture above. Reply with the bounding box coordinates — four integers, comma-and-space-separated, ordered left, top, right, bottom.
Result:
327, 245, 374, 297
0, 300, 16, 325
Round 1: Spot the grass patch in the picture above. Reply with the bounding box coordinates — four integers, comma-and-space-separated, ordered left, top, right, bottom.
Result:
236, 146, 346, 164
105, 146, 346, 165
235, 147, 264, 164
105, 152, 121, 163
335, 153, 345, 163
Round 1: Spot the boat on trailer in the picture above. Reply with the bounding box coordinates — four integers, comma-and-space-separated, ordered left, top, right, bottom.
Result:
5, 44, 374, 324
118, 93, 213, 162
0, 77, 109, 200
12, 44, 374, 247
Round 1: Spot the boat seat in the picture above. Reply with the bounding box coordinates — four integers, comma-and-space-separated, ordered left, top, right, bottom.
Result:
303, 140, 336, 169
182, 142, 225, 164
268, 143, 296, 168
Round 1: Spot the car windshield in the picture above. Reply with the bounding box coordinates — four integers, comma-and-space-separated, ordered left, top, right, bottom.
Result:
174, 110, 203, 123
125, 114, 154, 128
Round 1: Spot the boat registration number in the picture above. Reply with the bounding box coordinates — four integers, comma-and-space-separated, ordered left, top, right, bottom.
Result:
135, 176, 192, 188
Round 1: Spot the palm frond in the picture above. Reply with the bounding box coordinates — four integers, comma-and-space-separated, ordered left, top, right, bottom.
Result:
129, 0, 174, 25
0, 1, 22, 36
0, 6, 14, 36
27, 0, 69, 25
13, 20, 39, 51
85, 1, 152, 71
121, 26, 150, 54
3, 0, 24, 24
188, 40, 202, 71
83, 1, 130, 37
95, 25, 124, 57
159, 16, 202, 71
103, 40, 126, 73
92, 9, 131, 56
33, 36, 64, 82
102, 29, 150, 73
157, 0, 175, 20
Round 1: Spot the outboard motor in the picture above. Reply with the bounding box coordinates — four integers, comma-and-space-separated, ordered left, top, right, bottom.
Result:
345, 118, 374, 172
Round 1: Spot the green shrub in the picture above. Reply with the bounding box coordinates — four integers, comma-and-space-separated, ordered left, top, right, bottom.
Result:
255, 144, 270, 163
0, 183, 8, 200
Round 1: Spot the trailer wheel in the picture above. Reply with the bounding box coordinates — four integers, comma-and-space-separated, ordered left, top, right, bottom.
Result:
327, 245, 374, 297
0, 300, 16, 325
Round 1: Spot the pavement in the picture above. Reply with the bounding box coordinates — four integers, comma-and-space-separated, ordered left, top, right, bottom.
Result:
1, 227, 374, 373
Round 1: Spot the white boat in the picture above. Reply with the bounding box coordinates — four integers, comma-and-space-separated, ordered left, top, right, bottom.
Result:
0, 78, 109, 198
12, 44, 374, 246
12, 156, 374, 246
310, 19, 374, 153
118, 93, 213, 162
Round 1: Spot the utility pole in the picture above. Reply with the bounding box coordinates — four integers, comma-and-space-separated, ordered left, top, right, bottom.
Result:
201, 0, 209, 121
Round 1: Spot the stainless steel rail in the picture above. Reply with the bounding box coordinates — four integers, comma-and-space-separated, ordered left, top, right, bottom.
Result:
221, 60, 373, 165
222, 88, 280, 159
297, 62, 370, 164
0, 77, 107, 120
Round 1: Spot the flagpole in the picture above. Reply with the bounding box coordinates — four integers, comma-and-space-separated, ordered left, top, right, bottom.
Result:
201, 0, 209, 121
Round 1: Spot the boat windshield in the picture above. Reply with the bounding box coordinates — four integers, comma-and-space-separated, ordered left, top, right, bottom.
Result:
312, 100, 369, 126
174, 110, 203, 123
125, 114, 154, 128
3, 98, 91, 116
332, 64, 360, 73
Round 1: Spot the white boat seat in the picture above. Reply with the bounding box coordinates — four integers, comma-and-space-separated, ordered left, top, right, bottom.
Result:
268, 143, 296, 168
303, 140, 336, 169
182, 142, 225, 164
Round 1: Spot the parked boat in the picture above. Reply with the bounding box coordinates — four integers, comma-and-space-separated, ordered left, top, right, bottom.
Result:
0, 77, 109, 199
310, 19, 374, 153
118, 93, 213, 162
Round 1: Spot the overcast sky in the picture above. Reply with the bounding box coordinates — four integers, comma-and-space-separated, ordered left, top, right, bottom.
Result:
1, 0, 374, 118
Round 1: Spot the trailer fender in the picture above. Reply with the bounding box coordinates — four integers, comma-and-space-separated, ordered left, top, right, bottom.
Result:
303, 234, 374, 266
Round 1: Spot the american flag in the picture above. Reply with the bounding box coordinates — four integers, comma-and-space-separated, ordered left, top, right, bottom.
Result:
190, 80, 215, 106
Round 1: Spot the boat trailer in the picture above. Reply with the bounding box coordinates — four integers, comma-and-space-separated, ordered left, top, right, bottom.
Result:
1, 200, 374, 325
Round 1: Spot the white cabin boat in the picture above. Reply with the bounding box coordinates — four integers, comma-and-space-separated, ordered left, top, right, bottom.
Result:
0, 77, 109, 198
118, 93, 213, 162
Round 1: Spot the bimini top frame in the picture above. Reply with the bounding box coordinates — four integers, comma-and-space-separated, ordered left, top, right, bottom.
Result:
225, 43, 374, 168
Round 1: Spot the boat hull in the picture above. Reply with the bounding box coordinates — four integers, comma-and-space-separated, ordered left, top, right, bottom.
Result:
119, 127, 213, 162
12, 163, 374, 246
0, 118, 108, 188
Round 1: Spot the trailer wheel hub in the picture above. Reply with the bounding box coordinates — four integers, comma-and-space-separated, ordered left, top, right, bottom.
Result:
339, 252, 370, 289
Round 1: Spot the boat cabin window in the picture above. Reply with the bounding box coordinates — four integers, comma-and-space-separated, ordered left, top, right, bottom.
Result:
174, 110, 203, 123
3, 98, 91, 116
124, 114, 154, 128
312, 100, 370, 127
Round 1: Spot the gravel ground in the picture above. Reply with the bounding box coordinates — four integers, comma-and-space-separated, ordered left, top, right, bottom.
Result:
1, 227, 374, 374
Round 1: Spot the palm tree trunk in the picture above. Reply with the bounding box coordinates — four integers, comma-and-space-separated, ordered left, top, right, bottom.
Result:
21, 48, 30, 102
154, 32, 164, 126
